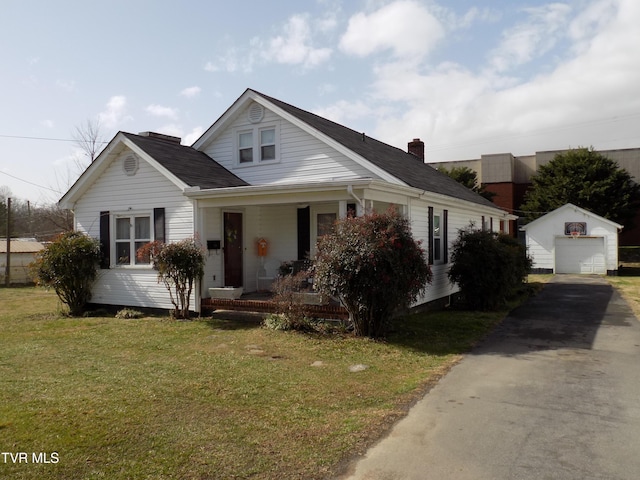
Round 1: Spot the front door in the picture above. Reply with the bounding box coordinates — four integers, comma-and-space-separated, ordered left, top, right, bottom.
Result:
223, 212, 243, 287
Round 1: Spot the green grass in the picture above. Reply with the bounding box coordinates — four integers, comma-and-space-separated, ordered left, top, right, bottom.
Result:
0, 286, 536, 480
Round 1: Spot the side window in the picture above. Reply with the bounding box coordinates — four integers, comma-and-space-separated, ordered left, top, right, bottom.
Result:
433, 213, 441, 262
428, 207, 448, 265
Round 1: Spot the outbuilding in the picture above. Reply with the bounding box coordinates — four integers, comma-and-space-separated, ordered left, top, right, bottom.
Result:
522, 203, 622, 275
0, 239, 45, 285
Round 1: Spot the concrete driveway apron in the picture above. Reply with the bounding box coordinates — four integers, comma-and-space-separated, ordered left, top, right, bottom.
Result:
337, 275, 640, 480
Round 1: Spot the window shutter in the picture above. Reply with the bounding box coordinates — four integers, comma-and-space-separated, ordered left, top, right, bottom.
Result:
154, 208, 165, 243
99, 211, 110, 269
443, 209, 448, 264
428, 207, 434, 265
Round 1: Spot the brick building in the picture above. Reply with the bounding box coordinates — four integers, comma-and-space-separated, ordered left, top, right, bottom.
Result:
428, 147, 640, 246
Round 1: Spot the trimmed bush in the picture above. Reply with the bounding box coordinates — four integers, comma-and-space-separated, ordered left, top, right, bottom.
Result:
31, 231, 101, 316
138, 238, 205, 319
314, 207, 431, 338
448, 225, 532, 310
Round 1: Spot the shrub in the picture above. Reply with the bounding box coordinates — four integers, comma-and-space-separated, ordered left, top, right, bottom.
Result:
137, 238, 205, 319
448, 225, 532, 310
314, 207, 431, 338
31, 231, 101, 316
263, 270, 315, 332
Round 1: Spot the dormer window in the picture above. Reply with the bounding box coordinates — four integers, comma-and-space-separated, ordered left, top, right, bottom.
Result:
239, 131, 253, 163
235, 124, 279, 166
260, 128, 276, 161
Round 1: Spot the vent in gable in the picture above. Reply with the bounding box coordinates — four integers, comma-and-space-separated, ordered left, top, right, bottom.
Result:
123, 155, 139, 176
248, 102, 264, 123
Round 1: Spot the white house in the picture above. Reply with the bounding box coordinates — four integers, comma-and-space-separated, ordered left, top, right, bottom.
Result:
522, 203, 622, 275
59, 88, 515, 313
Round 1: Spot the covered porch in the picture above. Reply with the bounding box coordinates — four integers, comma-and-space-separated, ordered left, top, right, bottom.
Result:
187, 179, 415, 301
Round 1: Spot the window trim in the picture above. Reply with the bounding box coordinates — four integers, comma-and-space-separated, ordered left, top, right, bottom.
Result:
112, 211, 154, 268
234, 123, 280, 166
428, 207, 448, 266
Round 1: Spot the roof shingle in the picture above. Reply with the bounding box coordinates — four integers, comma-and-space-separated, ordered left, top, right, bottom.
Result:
122, 132, 249, 189
252, 89, 497, 208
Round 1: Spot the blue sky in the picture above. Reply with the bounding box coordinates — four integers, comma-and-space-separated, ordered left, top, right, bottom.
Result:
2, 0, 639, 203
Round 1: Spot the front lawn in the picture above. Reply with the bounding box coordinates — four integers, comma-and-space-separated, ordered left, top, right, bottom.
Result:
0, 285, 533, 479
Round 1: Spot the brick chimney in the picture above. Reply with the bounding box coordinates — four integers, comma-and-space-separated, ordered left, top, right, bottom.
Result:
408, 138, 425, 160
138, 131, 182, 144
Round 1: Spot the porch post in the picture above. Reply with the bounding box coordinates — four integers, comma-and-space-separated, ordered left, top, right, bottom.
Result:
193, 199, 201, 314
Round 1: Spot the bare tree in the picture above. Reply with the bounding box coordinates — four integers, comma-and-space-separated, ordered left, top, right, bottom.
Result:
73, 118, 106, 166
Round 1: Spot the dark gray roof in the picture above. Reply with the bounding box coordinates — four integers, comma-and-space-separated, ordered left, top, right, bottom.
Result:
122, 132, 249, 189
252, 89, 497, 209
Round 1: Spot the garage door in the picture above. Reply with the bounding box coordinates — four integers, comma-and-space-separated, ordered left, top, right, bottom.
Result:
555, 237, 606, 274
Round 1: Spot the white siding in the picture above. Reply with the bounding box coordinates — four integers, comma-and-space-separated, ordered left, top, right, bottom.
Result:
73, 150, 195, 310
408, 197, 498, 305
525, 206, 619, 273
202, 103, 375, 185
200, 205, 298, 294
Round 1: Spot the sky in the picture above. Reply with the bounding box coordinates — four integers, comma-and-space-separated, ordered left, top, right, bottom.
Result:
1, 0, 639, 205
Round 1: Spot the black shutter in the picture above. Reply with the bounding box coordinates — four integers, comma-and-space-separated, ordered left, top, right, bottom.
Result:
154, 208, 165, 243
297, 206, 310, 260
99, 211, 110, 269
443, 209, 448, 264
428, 207, 434, 265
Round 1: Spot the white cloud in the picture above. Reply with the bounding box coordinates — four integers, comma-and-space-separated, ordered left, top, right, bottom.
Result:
204, 46, 248, 73
41, 119, 54, 128
180, 86, 201, 98
262, 14, 332, 68
205, 13, 333, 73
183, 126, 204, 146
97, 95, 131, 129
488, 3, 572, 73
152, 124, 204, 146
146, 104, 178, 119
339, 0, 444, 59
325, 0, 640, 160
56, 79, 76, 92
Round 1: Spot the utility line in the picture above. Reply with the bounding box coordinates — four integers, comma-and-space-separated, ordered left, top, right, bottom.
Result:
0, 170, 61, 193
0, 134, 108, 144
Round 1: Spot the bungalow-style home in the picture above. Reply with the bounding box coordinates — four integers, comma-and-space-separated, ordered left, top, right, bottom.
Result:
0, 239, 45, 285
59, 88, 515, 313
522, 203, 622, 275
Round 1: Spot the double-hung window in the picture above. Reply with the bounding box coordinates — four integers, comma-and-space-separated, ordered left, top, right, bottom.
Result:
238, 131, 253, 163
260, 128, 276, 161
115, 215, 151, 266
236, 125, 279, 165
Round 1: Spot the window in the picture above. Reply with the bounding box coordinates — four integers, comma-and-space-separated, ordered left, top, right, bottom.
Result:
428, 208, 448, 265
238, 131, 253, 163
433, 214, 441, 262
260, 128, 275, 161
115, 215, 151, 266
235, 125, 279, 165
317, 213, 336, 237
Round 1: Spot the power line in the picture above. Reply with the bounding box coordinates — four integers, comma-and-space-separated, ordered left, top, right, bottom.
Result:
0, 134, 108, 144
0, 170, 61, 193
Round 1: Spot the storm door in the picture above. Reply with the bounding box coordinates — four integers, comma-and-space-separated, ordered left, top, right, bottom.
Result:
223, 212, 243, 287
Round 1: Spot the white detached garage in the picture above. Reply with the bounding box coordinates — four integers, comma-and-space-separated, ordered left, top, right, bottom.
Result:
522, 203, 622, 275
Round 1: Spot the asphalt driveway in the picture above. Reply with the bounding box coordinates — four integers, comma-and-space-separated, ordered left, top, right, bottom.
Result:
337, 275, 640, 479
